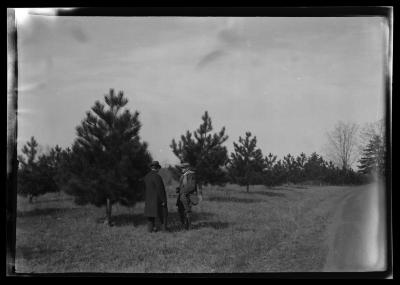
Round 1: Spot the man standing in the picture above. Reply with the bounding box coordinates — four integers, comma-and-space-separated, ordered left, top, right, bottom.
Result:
144, 161, 168, 232
176, 163, 202, 230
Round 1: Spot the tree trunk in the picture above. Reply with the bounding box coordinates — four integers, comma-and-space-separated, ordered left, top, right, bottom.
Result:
105, 198, 112, 226
28, 195, 33, 204
246, 184, 249, 193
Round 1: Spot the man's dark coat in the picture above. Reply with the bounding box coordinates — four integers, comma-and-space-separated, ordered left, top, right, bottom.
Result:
143, 170, 167, 218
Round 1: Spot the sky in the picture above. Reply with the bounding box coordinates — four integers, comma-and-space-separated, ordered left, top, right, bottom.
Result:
15, 13, 387, 166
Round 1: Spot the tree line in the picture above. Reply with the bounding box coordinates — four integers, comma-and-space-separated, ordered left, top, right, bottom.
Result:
17, 89, 386, 225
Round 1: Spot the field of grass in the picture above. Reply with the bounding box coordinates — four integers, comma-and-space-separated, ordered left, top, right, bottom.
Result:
15, 183, 360, 273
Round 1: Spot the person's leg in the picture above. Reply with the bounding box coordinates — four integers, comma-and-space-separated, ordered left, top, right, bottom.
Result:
180, 195, 192, 230
147, 217, 155, 233
185, 211, 192, 230
160, 206, 168, 231
177, 197, 186, 225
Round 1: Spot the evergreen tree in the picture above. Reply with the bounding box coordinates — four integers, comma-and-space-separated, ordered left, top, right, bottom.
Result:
304, 152, 326, 183
358, 134, 385, 176
283, 154, 298, 184
18, 136, 39, 203
295, 152, 307, 183
261, 151, 365, 187
323, 160, 338, 184
263, 153, 277, 186
167, 165, 182, 182
53, 147, 73, 191
170, 111, 229, 188
228, 132, 265, 192
17, 137, 59, 202
271, 160, 286, 186
64, 89, 152, 226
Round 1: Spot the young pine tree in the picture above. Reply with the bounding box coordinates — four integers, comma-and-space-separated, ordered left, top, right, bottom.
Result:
64, 89, 152, 226
283, 154, 297, 184
228, 132, 265, 192
263, 153, 277, 187
271, 160, 286, 186
295, 152, 307, 183
170, 111, 229, 189
17, 137, 59, 202
304, 152, 326, 183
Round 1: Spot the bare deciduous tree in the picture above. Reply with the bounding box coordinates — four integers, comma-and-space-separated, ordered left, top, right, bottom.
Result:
358, 118, 385, 153
325, 121, 359, 170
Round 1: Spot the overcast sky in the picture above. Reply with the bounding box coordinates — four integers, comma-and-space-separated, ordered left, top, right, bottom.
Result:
16, 15, 387, 165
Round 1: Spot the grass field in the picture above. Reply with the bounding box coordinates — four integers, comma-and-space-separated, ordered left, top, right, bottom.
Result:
15, 183, 361, 273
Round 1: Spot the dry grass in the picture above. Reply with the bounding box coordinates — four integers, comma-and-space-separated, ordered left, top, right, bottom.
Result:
15, 183, 355, 273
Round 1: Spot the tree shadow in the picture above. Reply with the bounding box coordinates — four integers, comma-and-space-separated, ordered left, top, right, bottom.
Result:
107, 213, 148, 227
17, 208, 72, 218
166, 211, 230, 232
35, 197, 74, 204
247, 191, 287, 198
16, 245, 63, 261
207, 196, 259, 203
292, 185, 310, 189
191, 221, 230, 230
268, 185, 309, 190
111, 210, 229, 232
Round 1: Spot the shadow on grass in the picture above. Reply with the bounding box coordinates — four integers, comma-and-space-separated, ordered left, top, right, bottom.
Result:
166, 217, 230, 232
247, 191, 287, 198
191, 221, 230, 230
16, 245, 63, 261
111, 210, 229, 232
34, 197, 74, 204
107, 213, 147, 227
207, 196, 259, 203
268, 185, 310, 190
17, 208, 72, 218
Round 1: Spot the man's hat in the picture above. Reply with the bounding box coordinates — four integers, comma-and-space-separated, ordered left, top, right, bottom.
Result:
180, 162, 195, 171
180, 162, 190, 168
150, 161, 161, 169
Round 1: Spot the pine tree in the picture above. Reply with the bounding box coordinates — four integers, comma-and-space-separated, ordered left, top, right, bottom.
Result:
170, 111, 229, 188
304, 152, 326, 183
17, 137, 59, 202
39, 145, 69, 196
228, 132, 265, 192
53, 147, 73, 191
283, 154, 298, 184
18, 136, 39, 203
358, 134, 385, 176
271, 160, 286, 186
64, 89, 152, 226
263, 153, 277, 186
295, 152, 307, 183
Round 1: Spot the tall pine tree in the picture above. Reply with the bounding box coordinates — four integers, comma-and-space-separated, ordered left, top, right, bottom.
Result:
170, 111, 229, 188
358, 134, 385, 176
228, 132, 265, 192
64, 89, 152, 225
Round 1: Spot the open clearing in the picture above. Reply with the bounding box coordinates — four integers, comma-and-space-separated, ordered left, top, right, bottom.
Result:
15, 183, 381, 273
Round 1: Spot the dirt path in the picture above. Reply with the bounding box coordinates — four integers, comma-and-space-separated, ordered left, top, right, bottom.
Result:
323, 183, 387, 272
